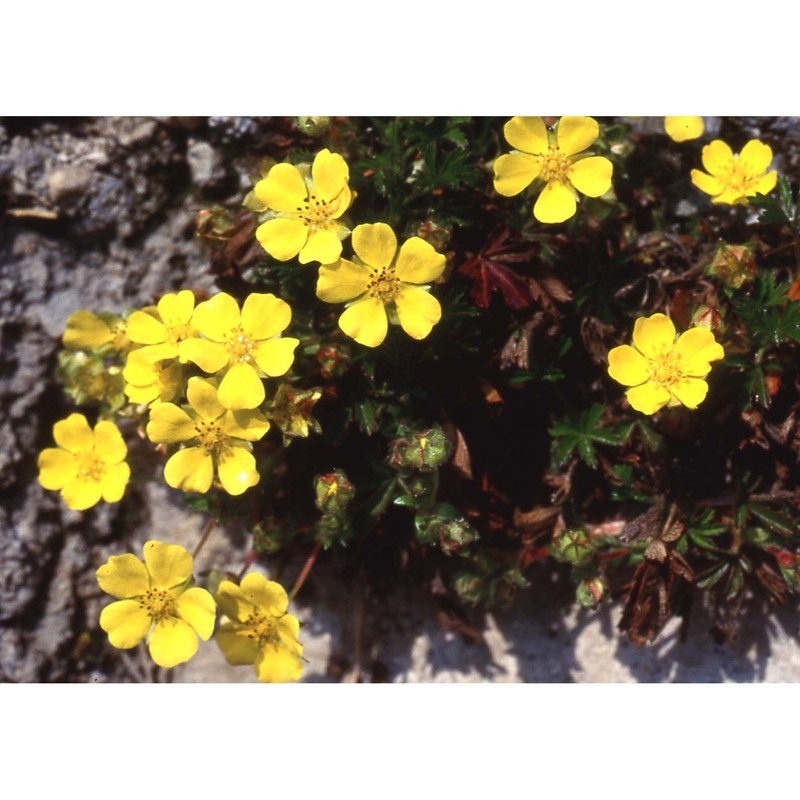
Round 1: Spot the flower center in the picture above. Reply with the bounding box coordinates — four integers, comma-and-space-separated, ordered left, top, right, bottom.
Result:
539, 146, 571, 182
165, 322, 193, 347
77, 450, 107, 483
138, 587, 176, 623
367, 267, 400, 301
719, 158, 760, 196
195, 419, 226, 453
244, 610, 281, 646
649, 350, 684, 387
296, 194, 336, 232
225, 327, 255, 363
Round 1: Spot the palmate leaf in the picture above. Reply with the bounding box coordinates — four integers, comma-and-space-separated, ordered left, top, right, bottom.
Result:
549, 404, 629, 469
750, 175, 796, 226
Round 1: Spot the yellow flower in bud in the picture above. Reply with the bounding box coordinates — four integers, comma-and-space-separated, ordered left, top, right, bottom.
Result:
63, 310, 129, 352
691, 139, 777, 205
254, 148, 353, 265
180, 292, 299, 410
125, 290, 199, 362
493, 116, 613, 224
146, 376, 270, 496
664, 116, 704, 142
607, 313, 724, 415
38, 414, 130, 510
317, 222, 446, 348
215, 573, 303, 683
97, 540, 216, 669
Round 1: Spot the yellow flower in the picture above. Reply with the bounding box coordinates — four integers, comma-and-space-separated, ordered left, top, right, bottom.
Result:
691, 139, 777, 205
63, 310, 129, 352
215, 573, 303, 683
97, 540, 216, 669
146, 376, 270, 496
180, 292, 299, 410
607, 313, 724, 415
254, 148, 352, 265
493, 116, 613, 224
125, 290, 199, 362
38, 414, 130, 511
317, 222, 446, 348
123, 350, 185, 406
664, 116, 704, 142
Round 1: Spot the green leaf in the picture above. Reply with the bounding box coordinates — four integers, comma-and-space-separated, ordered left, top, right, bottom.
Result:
549, 404, 624, 469
748, 503, 797, 538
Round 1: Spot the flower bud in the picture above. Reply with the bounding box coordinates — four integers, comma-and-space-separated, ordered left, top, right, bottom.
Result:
414, 217, 452, 253
417, 513, 479, 555
551, 528, 594, 566
297, 116, 331, 136
576, 576, 607, 608
314, 469, 355, 516
387, 425, 451, 472
690, 304, 724, 335
452, 571, 484, 604
707, 243, 756, 289
268, 384, 322, 441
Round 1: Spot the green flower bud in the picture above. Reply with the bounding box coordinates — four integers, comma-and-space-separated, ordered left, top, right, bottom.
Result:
314, 469, 355, 516
551, 528, 594, 566
452, 571, 484, 605
576, 576, 607, 608
387, 424, 451, 473
297, 116, 331, 136
707, 243, 756, 289
417, 513, 479, 555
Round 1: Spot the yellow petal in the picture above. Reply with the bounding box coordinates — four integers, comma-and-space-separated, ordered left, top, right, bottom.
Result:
222, 409, 271, 442
493, 152, 541, 197
670, 377, 709, 409
317, 258, 370, 303
143, 540, 193, 589
99, 600, 151, 649
125, 383, 160, 404
61, 475, 103, 511
278, 613, 301, 643
255, 642, 304, 683
126, 310, 166, 345
632, 314, 676, 359
93, 420, 127, 464
215, 580, 252, 623
395, 286, 441, 340
63, 310, 111, 349
218, 362, 265, 410
395, 237, 446, 284
339, 297, 388, 347
567, 156, 613, 198
299, 229, 344, 265
217, 446, 259, 496
311, 148, 349, 201
352, 222, 397, 269
101, 462, 130, 503
192, 293, 242, 343
241, 292, 291, 341
534, 180, 577, 224
175, 587, 216, 641
256, 217, 309, 262
626, 382, 671, 415
664, 116, 704, 142
148, 618, 199, 668
752, 170, 777, 197
503, 116, 548, 155
607, 345, 649, 386
674, 327, 724, 376
330, 184, 352, 219
123, 350, 159, 384
240, 572, 289, 616
147, 403, 196, 444
164, 447, 214, 493
253, 338, 298, 378
186, 376, 225, 422
739, 140, 773, 175
179, 338, 229, 373
701, 140, 734, 177
38, 448, 78, 491
53, 413, 93, 454
254, 162, 308, 212
157, 290, 195, 327
216, 625, 262, 665
556, 116, 599, 157
690, 169, 723, 197
97, 553, 150, 598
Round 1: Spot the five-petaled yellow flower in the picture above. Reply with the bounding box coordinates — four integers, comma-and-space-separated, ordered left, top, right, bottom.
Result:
180, 292, 299, 410
215, 573, 304, 683
665, 116, 704, 142
97, 540, 216, 669
125, 289, 199, 363
254, 148, 353, 265
607, 313, 724, 415
317, 222, 446, 348
38, 414, 130, 511
493, 116, 613, 224
691, 139, 777, 205
147, 376, 270, 496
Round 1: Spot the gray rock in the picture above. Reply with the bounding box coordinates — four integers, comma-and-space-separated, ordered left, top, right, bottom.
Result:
47, 165, 93, 204
187, 139, 226, 189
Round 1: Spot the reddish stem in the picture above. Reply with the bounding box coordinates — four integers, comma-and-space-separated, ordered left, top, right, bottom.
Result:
289, 540, 324, 600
